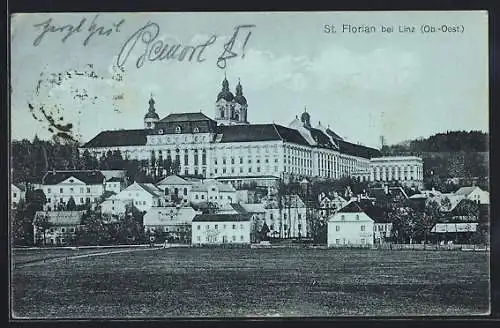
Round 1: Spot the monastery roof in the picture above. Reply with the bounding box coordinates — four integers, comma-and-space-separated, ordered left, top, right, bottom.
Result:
160, 112, 214, 123
42, 170, 105, 185
82, 129, 149, 148
216, 124, 310, 145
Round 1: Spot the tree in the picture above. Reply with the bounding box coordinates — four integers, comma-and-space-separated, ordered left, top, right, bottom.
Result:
171, 159, 181, 175
33, 213, 52, 246
66, 196, 77, 211
260, 222, 270, 241
164, 156, 172, 176
417, 198, 441, 244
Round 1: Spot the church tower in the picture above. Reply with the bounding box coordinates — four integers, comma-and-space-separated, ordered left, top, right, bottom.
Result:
214, 75, 249, 125
144, 96, 160, 129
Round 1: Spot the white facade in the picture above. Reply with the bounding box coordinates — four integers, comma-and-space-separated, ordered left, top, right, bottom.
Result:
189, 179, 238, 207
113, 182, 164, 212
327, 205, 374, 247
100, 197, 133, 216
260, 195, 308, 239
373, 222, 393, 243
192, 215, 252, 245
353, 156, 424, 189
11, 184, 26, 208
455, 186, 489, 205
42, 173, 105, 211
155, 175, 198, 204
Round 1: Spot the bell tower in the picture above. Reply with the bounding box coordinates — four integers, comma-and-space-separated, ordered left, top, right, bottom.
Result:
144, 95, 160, 129
214, 75, 249, 125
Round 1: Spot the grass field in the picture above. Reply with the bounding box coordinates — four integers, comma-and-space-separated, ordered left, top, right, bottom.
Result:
11, 247, 490, 318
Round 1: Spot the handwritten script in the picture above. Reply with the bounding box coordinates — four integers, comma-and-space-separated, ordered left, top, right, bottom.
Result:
33, 14, 125, 46
116, 22, 256, 69
31, 15, 256, 70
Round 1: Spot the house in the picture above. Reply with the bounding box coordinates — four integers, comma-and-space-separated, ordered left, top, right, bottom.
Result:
101, 170, 128, 194
41, 170, 106, 211
318, 192, 347, 217
369, 185, 408, 206
112, 182, 164, 212
455, 186, 489, 205
189, 179, 238, 207
191, 213, 252, 246
33, 210, 85, 245
99, 197, 133, 217
430, 222, 478, 244
327, 201, 374, 247
359, 201, 392, 244
155, 175, 198, 204
262, 194, 308, 239
144, 206, 200, 243
11, 183, 26, 208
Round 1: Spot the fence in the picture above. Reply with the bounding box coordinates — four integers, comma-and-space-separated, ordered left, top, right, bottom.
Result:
373, 243, 489, 251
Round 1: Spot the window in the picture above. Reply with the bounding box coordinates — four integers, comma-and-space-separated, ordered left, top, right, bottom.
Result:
341, 215, 345, 221
60, 188, 63, 193
223, 158, 226, 165
336, 239, 340, 244
61, 228, 66, 233
47, 198, 51, 203
201, 195, 205, 200
232, 224, 236, 229
143, 201, 146, 205
336, 225, 340, 231
231, 158, 235, 164
240, 157, 243, 164
361, 225, 365, 232
183, 188, 188, 196
223, 224, 227, 229
47, 188, 51, 193
240, 235, 244, 241
356, 214, 359, 220
361, 238, 366, 244
232, 235, 236, 241
13, 192, 17, 198
270, 213, 274, 220
215, 224, 218, 230
206, 225, 210, 230
87, 187, 90, 193
240, 224, 243, 229
378, 225, 383, 231
175, 126, 182, 133
60, 198, 63, 203
80, 197, 84, 203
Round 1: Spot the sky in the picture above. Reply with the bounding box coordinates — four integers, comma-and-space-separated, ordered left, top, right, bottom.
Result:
10, 11, 488, 148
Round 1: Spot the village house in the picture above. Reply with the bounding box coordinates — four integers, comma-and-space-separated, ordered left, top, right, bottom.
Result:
454, 186, 489, 205
101, 170, 128, 194
189, 179, 238, 207
41, 170, 106, 211
262, 194, 308, 239
33, 210, 85, 246
112, 182, 164, 212
99, 197, 134, 218
327, 201, 374, 247
191, 213, 252, 246
318, 191, 348, 217
155, 175, 200, 204
11, 183, 26, 209
144, 206, 200, 243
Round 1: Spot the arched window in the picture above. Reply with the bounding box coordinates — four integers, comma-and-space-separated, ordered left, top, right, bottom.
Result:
220, 109, 224, 118
175, 126, 181, 133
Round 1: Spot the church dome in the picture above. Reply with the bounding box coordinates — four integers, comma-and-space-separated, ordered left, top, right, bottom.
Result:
144, 111, 160, 119
217, 77, 234, 102
144, 97, 159, 120
301, 111, 310, 124
234, 80, 247, 105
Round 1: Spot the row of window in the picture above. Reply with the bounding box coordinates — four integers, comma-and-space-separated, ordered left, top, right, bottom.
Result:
335, 225, 366, 231
335, 238, 367, 245
196, 235, 244, 242
213, 166, 279, 175
196, 224, 244, 230
193, 194, 232, 201
47, 187, 94, 194
48, 227, 75, 233
215, 157, 279, 165
47, 197, 98, 204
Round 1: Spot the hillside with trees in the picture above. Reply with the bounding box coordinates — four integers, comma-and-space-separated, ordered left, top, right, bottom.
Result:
381, 131, 489, 191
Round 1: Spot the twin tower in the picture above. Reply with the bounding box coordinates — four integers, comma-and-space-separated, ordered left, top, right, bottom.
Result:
144, 76, 249, 129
